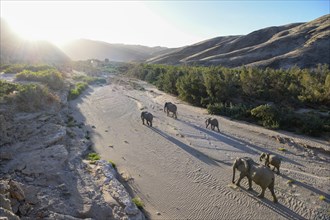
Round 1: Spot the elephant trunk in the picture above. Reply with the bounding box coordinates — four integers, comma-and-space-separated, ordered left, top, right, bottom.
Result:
232, 164, 236, 184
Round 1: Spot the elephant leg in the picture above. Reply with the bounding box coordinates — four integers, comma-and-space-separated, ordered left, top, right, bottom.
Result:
268, 184, 278, 203
247, 178, 253, 190
142, 119, 145, 125
276, 167, 280, 174
236, 173, 245, 186
150, 121, 152, 127
217, 126, 220, 132
257, 187, 266, 198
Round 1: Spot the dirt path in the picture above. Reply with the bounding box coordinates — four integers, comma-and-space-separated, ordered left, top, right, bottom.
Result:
71, 76, 329, 219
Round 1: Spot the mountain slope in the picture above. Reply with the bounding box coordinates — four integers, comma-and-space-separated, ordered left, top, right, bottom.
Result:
147, 14, 330, 68
60, 39, 170, 62
0, 19, 70, 64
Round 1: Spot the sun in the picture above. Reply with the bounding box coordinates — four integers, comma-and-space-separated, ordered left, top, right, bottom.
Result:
1, 1, 76, 46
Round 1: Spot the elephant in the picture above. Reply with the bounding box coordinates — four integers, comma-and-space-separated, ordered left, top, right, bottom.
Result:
164, 102, 177, 119
232, 157, 278, 203
141, 111, 153, 127
205, 118, 220, 132
260, 153, 282, 174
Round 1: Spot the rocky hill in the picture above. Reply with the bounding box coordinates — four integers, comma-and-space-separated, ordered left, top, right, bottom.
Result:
147, 14, 330, 69
59, 39, 170, 62
0, 19, 70, 65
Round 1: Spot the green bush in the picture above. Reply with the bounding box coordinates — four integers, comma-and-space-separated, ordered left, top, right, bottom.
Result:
251, 104, 280, 129
73, 75, 106, 84
68, 82, 88, 100
132, 197, 144, 209
108, 160, 116, 169
0, 80, 19, 97
2, 64, 55, 73
207, 102, 250, 119
0, 80, 59, 111
87, 152, 101, 161
299, 113, 324, 136
16, 69, 65, 89
15, 84, 59, 112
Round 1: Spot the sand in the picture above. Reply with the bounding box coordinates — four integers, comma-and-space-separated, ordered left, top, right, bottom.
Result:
70, 76, 329, 219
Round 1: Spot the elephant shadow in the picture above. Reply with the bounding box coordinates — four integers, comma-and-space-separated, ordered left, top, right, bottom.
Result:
179, 119, 304, 167
150, 127, 220, 166
239, 187, 308, 220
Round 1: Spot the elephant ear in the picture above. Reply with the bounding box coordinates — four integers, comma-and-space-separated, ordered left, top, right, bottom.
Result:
233, 158, 240, 168
243, 159, 250, 172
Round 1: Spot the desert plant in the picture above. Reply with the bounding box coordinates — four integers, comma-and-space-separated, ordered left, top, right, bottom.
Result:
278, 147, 286, 152
108, 160, 116, 169
251, 104, 280, 129
68, 82, 88, 100
287, 179, 295, 184
319, 195, 326, 201
87, 152, 101, 161
132, 197, 144, 209
16, 69, 65, 89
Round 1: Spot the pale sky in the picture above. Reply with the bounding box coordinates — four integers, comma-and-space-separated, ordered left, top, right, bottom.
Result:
1, 1, 329, 48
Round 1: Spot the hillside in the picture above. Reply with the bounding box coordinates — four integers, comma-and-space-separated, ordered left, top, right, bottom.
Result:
60, 39, 170, 62
147, 14, 330, 69
0, 19, 70, 64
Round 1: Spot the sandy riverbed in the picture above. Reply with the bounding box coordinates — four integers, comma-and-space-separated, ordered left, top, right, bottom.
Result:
70, 76, 330, 219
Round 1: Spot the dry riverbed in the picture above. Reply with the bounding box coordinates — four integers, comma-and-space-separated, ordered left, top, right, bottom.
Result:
71, 76, 329, 219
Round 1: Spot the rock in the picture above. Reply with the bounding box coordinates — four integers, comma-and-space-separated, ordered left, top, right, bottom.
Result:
8, 180, 25, 201
24, 176, 34, 182
0, 180, 10, 194
0, 114, 10, 144
124, 202, 139, 215
0, 207, 20, 220
0, 151, 13, 160
44, 126, 66, 146
18, 202, 31, 216
0, 194, 12, 211
156, 212, 161, 215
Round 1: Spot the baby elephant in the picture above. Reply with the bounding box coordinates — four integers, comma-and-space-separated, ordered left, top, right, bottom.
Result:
260, 153, 282, 174
205, 118, 220, 132
141, 111, 153, 127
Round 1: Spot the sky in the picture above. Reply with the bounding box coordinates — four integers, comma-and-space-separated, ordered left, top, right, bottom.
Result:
1, 1, 329, 48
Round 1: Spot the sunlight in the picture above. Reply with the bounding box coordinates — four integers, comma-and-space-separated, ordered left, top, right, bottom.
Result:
1, 1, 201, 47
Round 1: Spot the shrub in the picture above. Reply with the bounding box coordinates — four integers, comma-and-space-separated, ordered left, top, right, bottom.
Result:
287, 179, 294, 184
319, 195, 326, 201
0, 80, 59, 111
132, 197, 144, 209
73, 75, 106, 84
16, 69, 65, 89
108, 160, 116, 169
299, 113, 324, 136
0, 80, 19, 97
15, 84, 59, 112
207, 102, 250, 119
68, 82, 88, 100
87, 152, 101, 161
251, 104, 280, 129
278, 147, 286, 151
